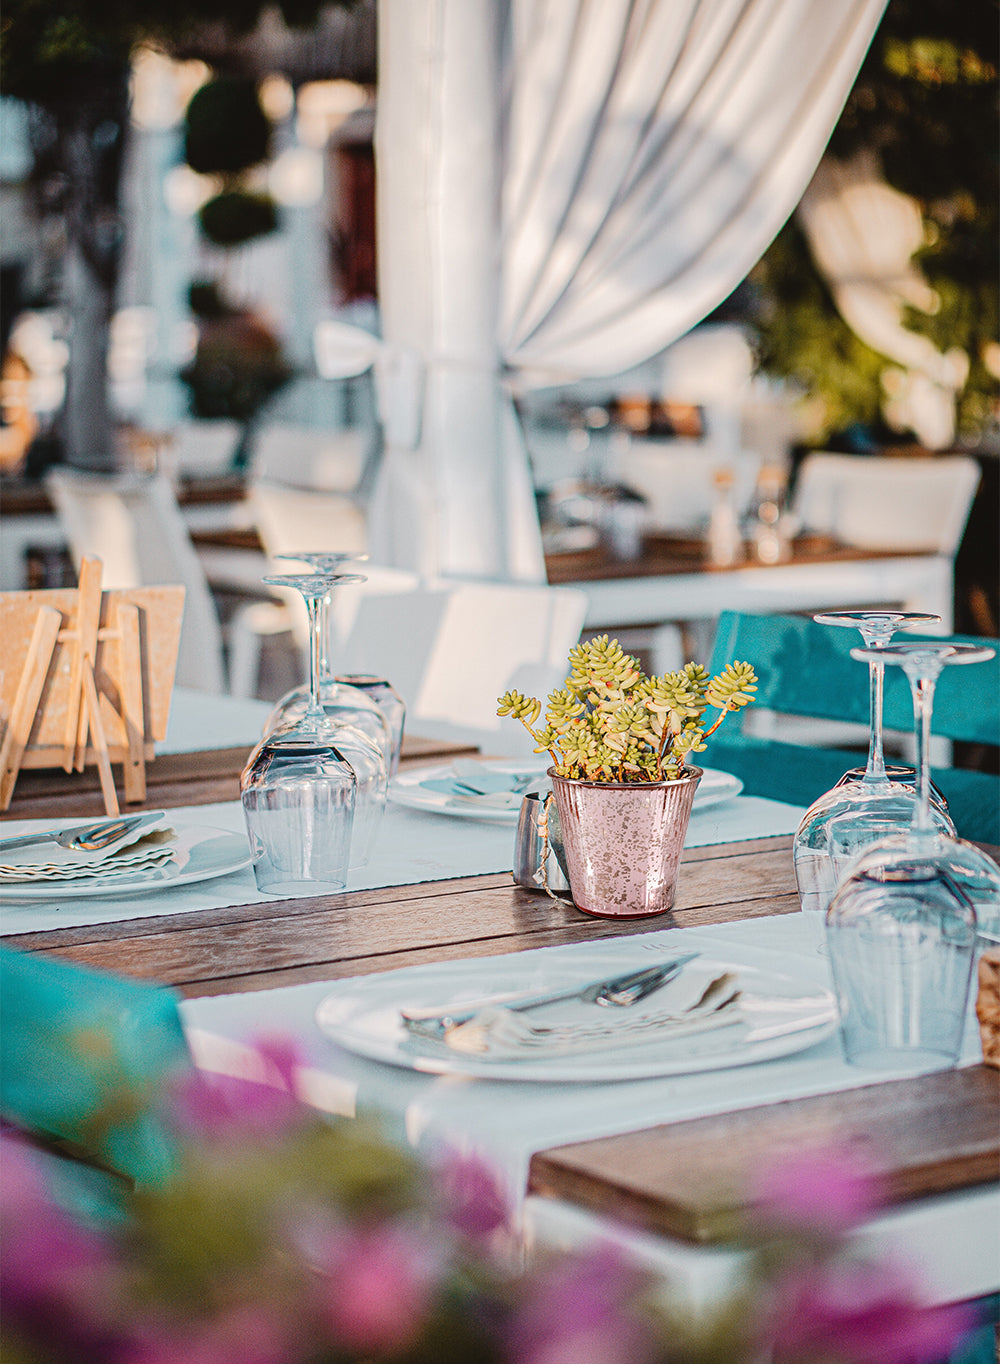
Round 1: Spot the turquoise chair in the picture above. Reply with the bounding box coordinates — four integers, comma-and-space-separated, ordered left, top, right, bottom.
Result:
0, 946, 192, 1186
705, 611, 1000, 845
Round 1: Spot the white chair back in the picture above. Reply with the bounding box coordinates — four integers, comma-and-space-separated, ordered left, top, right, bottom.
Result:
334, 575, 588, 755
159, 419, 241, 478
45, 468, 227, 693
249, 480, 368, 562
249, 425, 369, 492
611, 441, 761, 532
792, 453, 980, 554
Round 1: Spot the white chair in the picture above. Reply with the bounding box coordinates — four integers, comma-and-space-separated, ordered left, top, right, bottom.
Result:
611, 440, 762, 533
791, 452, 980, 553
224, 479, 372, 696
333, 574, 589, 755
248, 480, 368, 561
159, 419, 242, 478
248, 424, 370, 492
45, 468, 284, 697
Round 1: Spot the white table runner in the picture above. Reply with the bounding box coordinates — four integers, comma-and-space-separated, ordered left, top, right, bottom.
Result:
160, 687, 272, 754
182, 911, 987, 1208
0, 793, 805, 935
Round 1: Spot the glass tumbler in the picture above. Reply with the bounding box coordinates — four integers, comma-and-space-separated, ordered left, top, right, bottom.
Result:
336, 675, 406, 776
241, 736, 357, 897
825, 862, 977, 1071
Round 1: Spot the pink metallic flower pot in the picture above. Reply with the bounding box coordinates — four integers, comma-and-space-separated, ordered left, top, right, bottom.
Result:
549, 767, 703, 918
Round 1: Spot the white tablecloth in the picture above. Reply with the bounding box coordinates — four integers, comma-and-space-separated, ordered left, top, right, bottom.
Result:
0, 793, 805, 935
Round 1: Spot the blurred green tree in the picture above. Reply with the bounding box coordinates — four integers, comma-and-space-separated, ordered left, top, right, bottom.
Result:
0, 0, 343, 468
749, 0, 998, 448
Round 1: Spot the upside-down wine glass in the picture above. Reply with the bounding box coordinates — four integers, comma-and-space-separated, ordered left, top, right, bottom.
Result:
792, 611, 955, 914
264, 552, 393, 770
260, 572, 388, 869
824, 641, 1000, 1069
240, 573, 367, 895
830, 641, 1000, 941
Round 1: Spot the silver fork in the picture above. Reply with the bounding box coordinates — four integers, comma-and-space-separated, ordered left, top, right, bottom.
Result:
400, 952, 700, 1039
0, 811, 164, 855
441, 973, 742, 1055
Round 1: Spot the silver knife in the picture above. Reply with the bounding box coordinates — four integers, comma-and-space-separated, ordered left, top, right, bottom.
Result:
400, 952, 700, 1036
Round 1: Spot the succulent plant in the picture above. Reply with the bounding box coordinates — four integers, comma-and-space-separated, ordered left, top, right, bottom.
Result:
498, 635, 757, 783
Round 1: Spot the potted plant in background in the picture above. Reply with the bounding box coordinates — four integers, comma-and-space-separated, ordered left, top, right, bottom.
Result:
498, 636, 757, 918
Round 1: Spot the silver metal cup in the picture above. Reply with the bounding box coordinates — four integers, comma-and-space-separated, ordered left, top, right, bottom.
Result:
513, 789, 571, 896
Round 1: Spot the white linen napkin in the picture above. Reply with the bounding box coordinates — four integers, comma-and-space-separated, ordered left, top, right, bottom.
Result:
0, 828, 178, 882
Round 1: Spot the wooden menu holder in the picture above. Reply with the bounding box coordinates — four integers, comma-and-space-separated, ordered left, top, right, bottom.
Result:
0, 557, 184, 815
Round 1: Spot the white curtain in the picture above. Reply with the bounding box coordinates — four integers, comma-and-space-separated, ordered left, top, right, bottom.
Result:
500, 0, 887, 383
371, 0, 887, 579
797, 149, 969, 449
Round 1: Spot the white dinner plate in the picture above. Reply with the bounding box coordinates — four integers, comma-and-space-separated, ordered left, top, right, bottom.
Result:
387, 761, 743, 823
0, 826, 252, 901
315, 955, 838, 1082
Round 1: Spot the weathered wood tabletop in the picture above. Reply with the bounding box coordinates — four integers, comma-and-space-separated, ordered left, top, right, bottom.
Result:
3, 831, 800, 998
529, 1064, 1000, 1240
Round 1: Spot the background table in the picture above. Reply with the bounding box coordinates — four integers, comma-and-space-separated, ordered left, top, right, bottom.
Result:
545, 533, 955, 667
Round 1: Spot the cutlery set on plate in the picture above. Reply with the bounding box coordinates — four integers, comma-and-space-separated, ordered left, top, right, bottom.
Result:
0, 812, 175, 883
398, 952, 750, 1060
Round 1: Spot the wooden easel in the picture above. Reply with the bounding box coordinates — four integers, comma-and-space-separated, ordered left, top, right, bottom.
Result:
0, 558, 184, 814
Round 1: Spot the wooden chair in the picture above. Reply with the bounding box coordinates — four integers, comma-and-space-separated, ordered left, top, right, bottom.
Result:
705, 610, 1000, 844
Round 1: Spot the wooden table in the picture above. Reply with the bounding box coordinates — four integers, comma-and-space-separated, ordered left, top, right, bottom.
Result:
545, 533, 956, 658
4, 744, 997, 1311
4, 829, 800, 998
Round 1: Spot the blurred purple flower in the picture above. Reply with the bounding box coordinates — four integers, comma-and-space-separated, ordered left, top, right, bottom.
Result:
434, 1147, 510, 1239
507, 1244, 659, 1364
117, 1305, 296, 1364
766, 1258, 974, 1364
168, 1037, 305, 1141
316, 1222, 439, 1355
752, 1143, 886, 1236
0, 1134, 124, 1358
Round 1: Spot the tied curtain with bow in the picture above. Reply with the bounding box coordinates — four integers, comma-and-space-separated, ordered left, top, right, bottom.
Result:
367, 0, 887, 580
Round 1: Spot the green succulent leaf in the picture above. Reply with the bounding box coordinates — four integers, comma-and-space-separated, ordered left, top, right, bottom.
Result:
497, 639, 758, 783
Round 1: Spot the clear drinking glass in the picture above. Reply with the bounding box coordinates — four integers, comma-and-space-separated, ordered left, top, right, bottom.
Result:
258, 572, 388, 869
825, 860, 977, 1070
240, 571, 363, 894
833, 641, 1000, 945
793, 611, 954, 914
264, 553, 392, 773
241, 737, 357, 896
335, 675, 406, 776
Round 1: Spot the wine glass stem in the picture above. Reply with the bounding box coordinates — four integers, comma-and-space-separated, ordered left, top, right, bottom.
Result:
306, 595, 324, 710
865, 658, 888, 783
317, 591, 333, 686
908, 668, 938, 836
